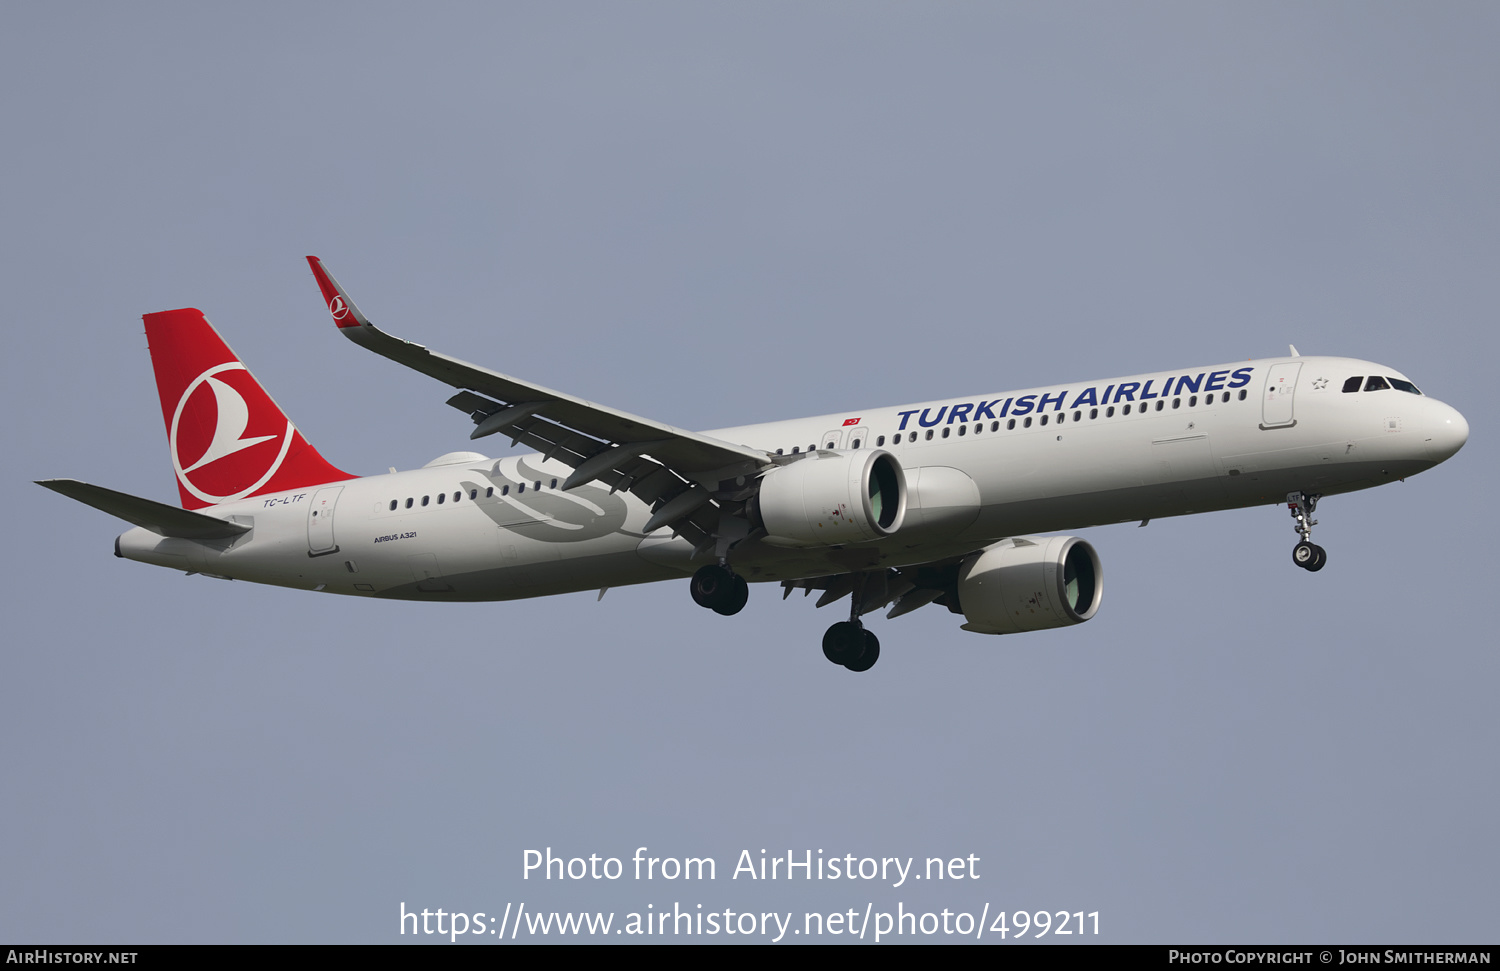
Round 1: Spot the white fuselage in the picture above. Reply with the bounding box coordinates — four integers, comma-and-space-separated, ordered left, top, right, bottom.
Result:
115, 355, 1468, 601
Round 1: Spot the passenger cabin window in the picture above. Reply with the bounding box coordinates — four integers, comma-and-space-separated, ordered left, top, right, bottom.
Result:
405, 498, 413, 509
851, 438, 861, 448
389, 500, 397, 511
1343, 376, 1364, 393
421, 496, 429, 506
876, 436, 885, 446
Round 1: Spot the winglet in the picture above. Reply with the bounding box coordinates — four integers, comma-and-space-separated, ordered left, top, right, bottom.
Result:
307, 256, 373, 331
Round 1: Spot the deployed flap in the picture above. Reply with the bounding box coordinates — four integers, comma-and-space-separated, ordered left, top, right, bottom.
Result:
306, 257, 766, 481
37, 479, 251, 540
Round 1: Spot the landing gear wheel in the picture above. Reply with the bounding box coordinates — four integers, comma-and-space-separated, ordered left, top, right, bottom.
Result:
1286, 492, 1327, 573
1293, 542, 1328, 572
713, 574, 749, 616
691, 564, 746, 613
844, 629, 880, 672
822, 622, 866, 666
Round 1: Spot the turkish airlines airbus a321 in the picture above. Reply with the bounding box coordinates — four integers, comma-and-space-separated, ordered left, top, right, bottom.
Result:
40, 258, 1469, 671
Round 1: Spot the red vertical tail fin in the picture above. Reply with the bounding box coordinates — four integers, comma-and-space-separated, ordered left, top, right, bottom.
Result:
144, 308, 353, 510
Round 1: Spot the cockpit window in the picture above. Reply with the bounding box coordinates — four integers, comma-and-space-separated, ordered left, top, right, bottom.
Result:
1388, 377, 1422, 395
1364, 376, 1390, 392
1342, 377, 1363, 393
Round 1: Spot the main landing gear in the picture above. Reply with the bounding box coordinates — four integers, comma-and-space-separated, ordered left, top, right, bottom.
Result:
822, 621, 880, 673
690, 563, 748, 615
691, 564, 883, 672
819, 571, 883, 672
1287, 491, 1327, 572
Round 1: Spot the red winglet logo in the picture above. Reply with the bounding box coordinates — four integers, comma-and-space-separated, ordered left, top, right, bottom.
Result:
145, 309, 353, 509
307, 255, 362, 329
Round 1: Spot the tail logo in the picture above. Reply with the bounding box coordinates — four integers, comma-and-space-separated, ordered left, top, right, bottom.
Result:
328, 295, 348, 320
170, 362, 294, 504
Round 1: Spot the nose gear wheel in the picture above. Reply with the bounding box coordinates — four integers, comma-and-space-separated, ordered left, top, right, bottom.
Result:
1287, 492, 1328, 572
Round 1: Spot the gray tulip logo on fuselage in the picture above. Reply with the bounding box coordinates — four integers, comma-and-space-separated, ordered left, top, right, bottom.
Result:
466, 457, 631, 541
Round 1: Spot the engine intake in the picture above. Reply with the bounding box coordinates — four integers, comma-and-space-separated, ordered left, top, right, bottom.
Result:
752, 450, 906, 548
956, 535, 1102, 634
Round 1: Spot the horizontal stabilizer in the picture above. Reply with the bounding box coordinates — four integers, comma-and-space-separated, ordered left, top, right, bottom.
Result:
36, 479, 251, 540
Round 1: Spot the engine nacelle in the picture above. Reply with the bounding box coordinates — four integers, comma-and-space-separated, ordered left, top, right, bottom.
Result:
956, 535, 1102, 635
752, 449, 906, 548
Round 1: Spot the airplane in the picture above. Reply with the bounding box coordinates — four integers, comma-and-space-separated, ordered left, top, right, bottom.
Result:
39, 257, 1469, 672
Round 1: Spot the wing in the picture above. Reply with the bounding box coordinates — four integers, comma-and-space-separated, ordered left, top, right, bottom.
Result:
307, 257, 771, 550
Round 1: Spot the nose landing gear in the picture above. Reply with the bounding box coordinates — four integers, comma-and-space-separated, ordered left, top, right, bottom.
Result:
1287, 492, 1327, 572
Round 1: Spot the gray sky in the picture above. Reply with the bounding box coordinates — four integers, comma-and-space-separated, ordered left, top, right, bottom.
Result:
3, 3, 1495, 943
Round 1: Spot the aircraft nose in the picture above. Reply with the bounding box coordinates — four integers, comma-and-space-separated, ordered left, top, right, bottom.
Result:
1424, 401, 1469, 463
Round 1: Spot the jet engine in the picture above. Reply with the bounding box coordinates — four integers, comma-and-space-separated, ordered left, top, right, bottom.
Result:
956, 535, 1102, 634
750, 449, 906, 548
